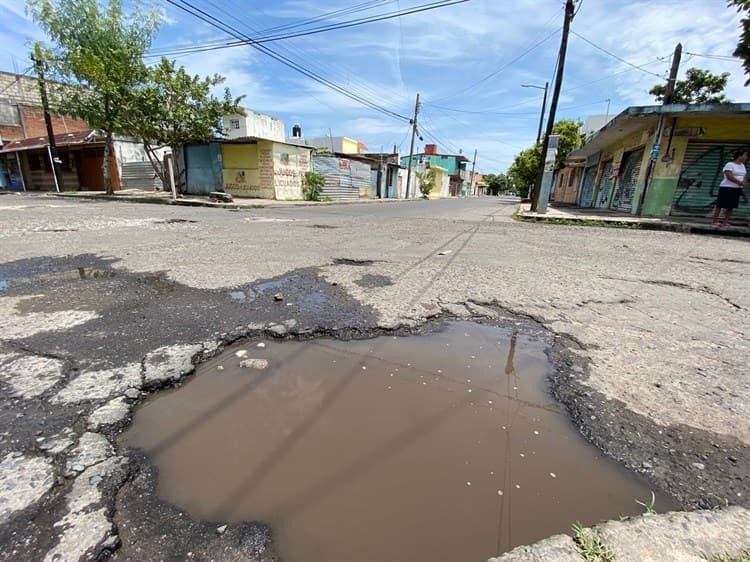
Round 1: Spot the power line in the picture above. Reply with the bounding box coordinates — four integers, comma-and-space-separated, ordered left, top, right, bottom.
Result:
184, 0, 410, 111
164, 0, 411, 121
683, 51, 738, 62
150, 0, 470, 58
430, 8, 564, 103
205, 0, 413, 112
570, 30, 667, 79
564, 53, 671, 92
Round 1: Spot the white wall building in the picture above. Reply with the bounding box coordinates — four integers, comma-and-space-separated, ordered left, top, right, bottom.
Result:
222, 108, 285, 143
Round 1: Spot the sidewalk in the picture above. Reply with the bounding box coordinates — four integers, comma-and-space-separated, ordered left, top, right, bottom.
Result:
50, 189, 420, 209
517, 203, 750, 237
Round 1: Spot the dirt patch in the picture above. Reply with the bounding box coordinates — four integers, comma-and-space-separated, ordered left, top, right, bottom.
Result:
354, 273, 394, 288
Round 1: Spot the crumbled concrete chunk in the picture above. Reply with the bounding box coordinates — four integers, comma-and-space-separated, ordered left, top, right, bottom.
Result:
0, 453, 54, 524
65, 433, 114, 476
239, 358, 269, 370
52, 363, 142, 405
143, 344, 203, 386
0, 353, 65, 399
88, 397, 130, 430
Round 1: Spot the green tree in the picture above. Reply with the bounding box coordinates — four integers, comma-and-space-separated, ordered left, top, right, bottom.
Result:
551, 119, 585, 170
126, 58, 244, 191
729, 0, 750, 85
415, 168, 436, 198
507, 146, 541, 198
649, 68, 731, 104
485, 172, 511, 195
507, 119, 583, 197
27, 0, 159, 194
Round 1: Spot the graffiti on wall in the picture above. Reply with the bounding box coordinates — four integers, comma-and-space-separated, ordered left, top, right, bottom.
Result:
673, 144, 748, 216
274, 167, 301, 188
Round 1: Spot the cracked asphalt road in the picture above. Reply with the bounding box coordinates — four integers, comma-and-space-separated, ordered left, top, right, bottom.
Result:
0, 193, 748, 561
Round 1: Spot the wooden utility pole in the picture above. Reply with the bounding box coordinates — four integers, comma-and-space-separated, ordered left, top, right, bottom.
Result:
33, 52, 64, 192
531, 0, 574, 211
405, 93, 420, 199
469, 148, 477, 196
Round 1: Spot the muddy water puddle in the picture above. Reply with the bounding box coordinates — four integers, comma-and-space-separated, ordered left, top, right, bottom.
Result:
123, 322, 675, 562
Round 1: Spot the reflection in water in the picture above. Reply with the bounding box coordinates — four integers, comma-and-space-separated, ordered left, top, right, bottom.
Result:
123, 322, 676, 562
498, 331, 519, 552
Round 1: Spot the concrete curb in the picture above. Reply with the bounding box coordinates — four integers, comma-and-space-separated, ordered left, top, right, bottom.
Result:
515, 212, 750, 238
488, 506, 750, 562
50, 192, 431, 210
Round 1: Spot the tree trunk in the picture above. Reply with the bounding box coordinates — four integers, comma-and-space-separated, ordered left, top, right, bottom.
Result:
143, 143, 167, 189
103, 132, 113, 195
173, 144, 186, 194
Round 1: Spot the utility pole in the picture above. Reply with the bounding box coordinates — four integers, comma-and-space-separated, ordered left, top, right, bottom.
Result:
522, 82, 549, 145
32, 51, 64, 192
638, 43, 682, 215
531, 0, 575, 212
536, 82, 549, 145
405, 93, 420, 199
469, 148, 477, 196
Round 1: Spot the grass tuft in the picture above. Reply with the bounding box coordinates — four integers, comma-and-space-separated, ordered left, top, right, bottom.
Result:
572, 522, 616, 562
712, 551, 750, 562
635, 491, 656, 515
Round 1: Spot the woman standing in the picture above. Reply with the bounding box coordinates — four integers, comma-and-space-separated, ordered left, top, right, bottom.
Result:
712, 149, 748, 227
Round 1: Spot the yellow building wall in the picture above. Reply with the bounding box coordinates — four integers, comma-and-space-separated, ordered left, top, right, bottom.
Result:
222, 143, 274, 199
591, 114, 750, 216
643, 115, 750, 216
592, 127, 653, 210
222, 141, 311, 199
430, 167, 446, 198
341, 137, 360, 154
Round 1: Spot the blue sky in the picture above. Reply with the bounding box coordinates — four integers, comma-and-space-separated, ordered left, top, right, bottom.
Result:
1, 0, 747, 173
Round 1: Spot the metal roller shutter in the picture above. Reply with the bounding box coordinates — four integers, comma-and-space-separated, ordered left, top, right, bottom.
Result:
595, 161, 615, 208
612, 148, 645, 211
121, 161, 160, 191
579, 165, 598, 207
671, 142, 748, 219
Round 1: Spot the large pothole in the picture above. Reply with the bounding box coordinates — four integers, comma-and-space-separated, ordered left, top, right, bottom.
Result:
122, 321, 676, 562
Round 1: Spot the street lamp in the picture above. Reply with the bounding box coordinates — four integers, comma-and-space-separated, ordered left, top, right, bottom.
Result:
521, 82, 549, 145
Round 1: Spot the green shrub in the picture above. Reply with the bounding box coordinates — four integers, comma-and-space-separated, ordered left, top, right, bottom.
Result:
303, 171, 325, 201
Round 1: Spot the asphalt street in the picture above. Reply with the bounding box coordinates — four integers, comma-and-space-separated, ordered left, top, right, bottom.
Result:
0, 192, 748, 561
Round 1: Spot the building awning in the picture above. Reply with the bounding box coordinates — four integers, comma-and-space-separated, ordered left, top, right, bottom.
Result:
218, 136, 314, 150
0, 129, 100, 153
568, 103, 750, 159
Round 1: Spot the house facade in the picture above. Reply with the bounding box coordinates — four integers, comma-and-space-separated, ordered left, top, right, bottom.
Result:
568, 104, 750, 220
0, 130, 161, 192
0, 71, 91, 145
222, 108, 285, 143
553, 158, 584, 204
400, 144, 469, 196
183, 138, 313, 200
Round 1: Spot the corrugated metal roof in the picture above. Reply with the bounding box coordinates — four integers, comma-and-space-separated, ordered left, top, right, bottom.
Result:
1, 129, 99, 153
